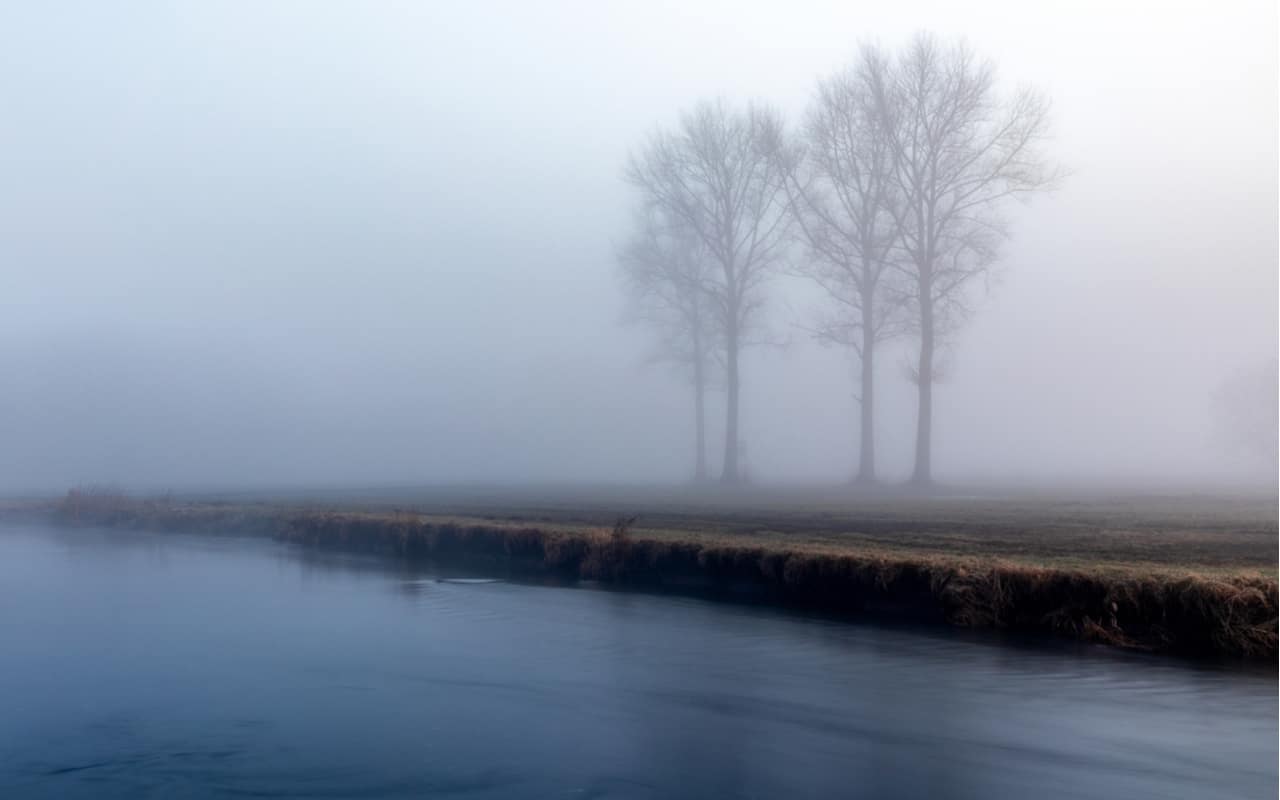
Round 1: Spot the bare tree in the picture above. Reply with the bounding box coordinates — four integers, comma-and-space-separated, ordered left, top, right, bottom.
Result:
870, 33, 1060, 485
618, 209, 717, 481
785, 45, 904, 484
1213, 359, 1279, 471
626, 99, 793, 483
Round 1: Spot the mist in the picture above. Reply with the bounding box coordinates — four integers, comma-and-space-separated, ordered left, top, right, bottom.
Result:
1, 0, 1275, 492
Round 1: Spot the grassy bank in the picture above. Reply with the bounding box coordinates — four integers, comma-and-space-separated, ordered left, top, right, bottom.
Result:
34, 489, 1280, 660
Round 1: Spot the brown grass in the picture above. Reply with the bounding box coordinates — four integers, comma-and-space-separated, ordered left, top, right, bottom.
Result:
195, 485, 1276, 576
33, 489, 1279, 660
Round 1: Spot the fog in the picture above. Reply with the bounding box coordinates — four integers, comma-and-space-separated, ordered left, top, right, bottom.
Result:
1, 1, 1275, 492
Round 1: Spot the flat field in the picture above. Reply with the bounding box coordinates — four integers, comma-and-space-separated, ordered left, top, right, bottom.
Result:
193, 485, 1278, 578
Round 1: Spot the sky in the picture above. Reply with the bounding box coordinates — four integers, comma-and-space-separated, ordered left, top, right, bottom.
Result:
0, 0, 1276, 491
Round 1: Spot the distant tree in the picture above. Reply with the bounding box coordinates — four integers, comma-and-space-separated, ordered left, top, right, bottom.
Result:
618, 210, 717, 481
626, 99, 793, 483
784, 45, 905, 484
1213, 359, 1279, 471
868, 33, 1061, 485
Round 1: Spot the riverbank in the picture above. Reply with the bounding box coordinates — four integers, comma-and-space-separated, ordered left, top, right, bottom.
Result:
6, 520, 1274, 800
26, 490, 1280, 660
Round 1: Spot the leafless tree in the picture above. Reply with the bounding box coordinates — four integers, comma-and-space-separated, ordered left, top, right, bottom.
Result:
869, 33, 1060, 485
1213, 359, 1279, 471
618, 209, 718, 481
626, 99, 793, 483
785, 45, 905, 484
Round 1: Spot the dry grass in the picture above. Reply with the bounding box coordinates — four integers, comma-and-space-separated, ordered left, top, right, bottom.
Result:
33, 489, 1278, 660
203, 484, 1277, 575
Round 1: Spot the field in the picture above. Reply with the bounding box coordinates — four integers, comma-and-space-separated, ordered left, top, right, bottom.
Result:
26, 484, 1280, 659
194, 484, 1278, 577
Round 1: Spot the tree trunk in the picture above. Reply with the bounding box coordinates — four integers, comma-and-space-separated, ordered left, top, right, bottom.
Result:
855, 313, 876, 484
912, 293, 933, 486
722, 320, 740, 484
693, 337, 707, 483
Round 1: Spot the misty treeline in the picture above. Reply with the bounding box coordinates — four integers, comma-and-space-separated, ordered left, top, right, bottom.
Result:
619, 33, 1061, 486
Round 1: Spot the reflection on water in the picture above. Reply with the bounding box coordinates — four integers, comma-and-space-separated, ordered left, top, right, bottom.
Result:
0, 523, 1275, 799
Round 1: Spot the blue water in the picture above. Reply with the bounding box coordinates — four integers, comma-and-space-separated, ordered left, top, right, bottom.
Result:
0, 522, 1275, 799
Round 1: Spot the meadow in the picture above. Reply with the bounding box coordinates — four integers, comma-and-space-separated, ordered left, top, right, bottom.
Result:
35, 484, 1280, 659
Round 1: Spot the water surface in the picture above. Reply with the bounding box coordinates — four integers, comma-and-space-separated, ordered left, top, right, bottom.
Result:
0, 523, 1274, 799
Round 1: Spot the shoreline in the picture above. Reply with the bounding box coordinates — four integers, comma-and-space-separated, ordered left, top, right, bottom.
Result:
15, 495, 1280, 661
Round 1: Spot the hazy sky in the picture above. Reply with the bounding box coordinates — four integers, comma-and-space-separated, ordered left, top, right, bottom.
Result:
1, 0, 1276, 490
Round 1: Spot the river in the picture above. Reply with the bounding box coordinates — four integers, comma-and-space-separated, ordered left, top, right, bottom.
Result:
0, 522, 1274, 799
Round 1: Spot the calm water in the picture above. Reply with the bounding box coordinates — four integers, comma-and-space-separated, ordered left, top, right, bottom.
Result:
0, 523, 1275, 799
